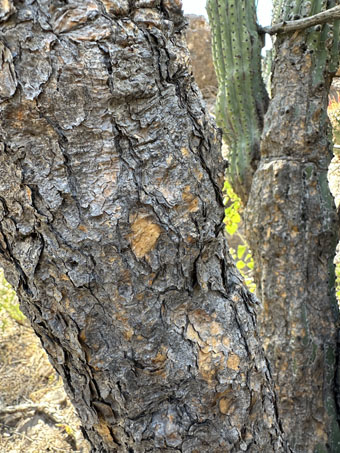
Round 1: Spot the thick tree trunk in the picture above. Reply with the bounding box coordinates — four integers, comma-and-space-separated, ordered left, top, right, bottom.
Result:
246, 32, 340, 452
0, 1, 288, 452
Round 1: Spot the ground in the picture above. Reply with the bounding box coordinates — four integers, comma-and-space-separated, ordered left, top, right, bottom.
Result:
0, 308, 90, 453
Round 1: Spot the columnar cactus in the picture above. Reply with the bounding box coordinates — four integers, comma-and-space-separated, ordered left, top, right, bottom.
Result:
208, 0, 340, 205
272, 0, 287, 24
206, 0, 268, 204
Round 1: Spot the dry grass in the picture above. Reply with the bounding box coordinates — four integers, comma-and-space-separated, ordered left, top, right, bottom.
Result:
0, 285, 90, 453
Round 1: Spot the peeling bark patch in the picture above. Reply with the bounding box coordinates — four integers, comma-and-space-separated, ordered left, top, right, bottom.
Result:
227, 353, 240, 371
182, 186, 199, 213
0, 42, 17, 101
186, 323, 201, 344
15, 32, 56, 100
102, 0, 130, 16
133, 9, 164, 29
181, 147, 190, 158
12, 236, 43, 280
162, 0, 182, 13
186, 310, 231, 382
52, 1, 99, 34
198, 349, 223, 383
219, 395, 235, 415
93, 416, 118, 449
0, 0, 15, 22
129, 213, 162, 258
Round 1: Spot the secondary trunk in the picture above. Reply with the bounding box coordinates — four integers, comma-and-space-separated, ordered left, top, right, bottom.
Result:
245, 30, 340, 453
207, 0, 340, 449
0, 1, 288, 452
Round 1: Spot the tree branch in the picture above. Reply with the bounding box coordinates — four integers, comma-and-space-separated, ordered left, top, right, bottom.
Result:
260, 5, 340, 35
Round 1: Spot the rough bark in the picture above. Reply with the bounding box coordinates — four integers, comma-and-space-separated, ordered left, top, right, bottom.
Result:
245, 31, 340, 453
0, 1, 288, 452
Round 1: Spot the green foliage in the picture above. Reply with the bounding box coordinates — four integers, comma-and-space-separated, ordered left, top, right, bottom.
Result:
0, 268, 26, 330
223, 180, 256, 293
223, 180, 241, 235
207, 0, 268, 203
56, 423, 76, 438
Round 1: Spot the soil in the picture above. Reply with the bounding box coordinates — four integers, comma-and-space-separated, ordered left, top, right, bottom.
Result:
0, 312, 90, 453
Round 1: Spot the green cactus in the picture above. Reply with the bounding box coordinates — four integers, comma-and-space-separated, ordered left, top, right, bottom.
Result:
206, 0, 268, 204
272, 0, 340, 84
280, 0, 340, 85
272, 0, 287, 24
207, 0, 340, 204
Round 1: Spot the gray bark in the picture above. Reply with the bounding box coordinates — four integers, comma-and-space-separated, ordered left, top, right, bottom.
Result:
0, 1, 288, 452
245, 31, 340, 453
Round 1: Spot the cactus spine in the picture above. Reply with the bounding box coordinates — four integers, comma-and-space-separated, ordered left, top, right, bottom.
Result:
206, 0, 268, 204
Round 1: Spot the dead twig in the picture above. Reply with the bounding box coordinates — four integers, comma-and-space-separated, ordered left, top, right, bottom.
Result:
260, 5, 340, 35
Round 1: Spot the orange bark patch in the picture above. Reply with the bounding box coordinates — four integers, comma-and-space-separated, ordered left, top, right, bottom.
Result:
210, 321, 223, 336
186, 309, 231, 382
189, 309, 213, 325
198, 350, 214, 382
16, 108, 24, 123
6, 99, 34, 129
25, 186, 32, 203
193, 168, 203, 181
166, 155, 173, 165
129, 213, 162, 258
186, 323, 202, 345
222, 336, 230, 348
102, 0, 129, 15
152, 346, 168, 365
79, 329, 86, 343
227, 353, 240, 370
2, 1, 12, 10
94, 417, 118, 448
163, 0, 182, 9
123, 328, 134, 341
78, 224, 88, 232
219, 396, 234, 415
182, 185, 199, 213
198, 350, 223, 383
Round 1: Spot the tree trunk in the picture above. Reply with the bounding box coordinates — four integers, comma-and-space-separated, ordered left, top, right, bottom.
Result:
245, 31, 340, 453
0, 1, 288, 452
206, 0, 340, 450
